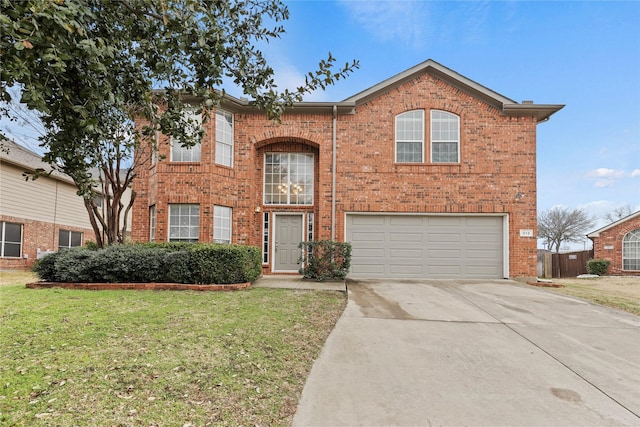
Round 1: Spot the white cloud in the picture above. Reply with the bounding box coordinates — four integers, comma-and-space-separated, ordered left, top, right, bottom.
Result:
585, 167, 639, 188
340, 1, 431, 49
586, 168, 625, 179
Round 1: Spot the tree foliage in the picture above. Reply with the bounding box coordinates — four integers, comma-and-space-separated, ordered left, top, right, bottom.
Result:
0, 0, 358, 247
538, 206, 595, 253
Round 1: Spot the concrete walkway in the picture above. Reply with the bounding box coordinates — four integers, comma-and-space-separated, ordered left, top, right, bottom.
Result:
292, 279, 640, 427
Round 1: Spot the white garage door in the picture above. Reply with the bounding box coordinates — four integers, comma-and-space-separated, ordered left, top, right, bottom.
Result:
346, 214, 505, 279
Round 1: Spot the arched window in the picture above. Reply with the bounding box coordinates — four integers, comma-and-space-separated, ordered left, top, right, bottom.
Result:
431, 110, 460, 163
623, 228, 640, 271
395, 110, 424, 163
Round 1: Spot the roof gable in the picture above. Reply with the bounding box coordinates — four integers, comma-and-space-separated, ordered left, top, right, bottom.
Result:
342, 59, 563, 122
587, 210, 640, 238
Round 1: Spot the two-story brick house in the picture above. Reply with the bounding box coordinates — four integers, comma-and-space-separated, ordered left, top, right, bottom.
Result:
132, 59, 563, 280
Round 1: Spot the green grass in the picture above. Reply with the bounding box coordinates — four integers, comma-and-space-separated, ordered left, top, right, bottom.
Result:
0, 274, 346, 426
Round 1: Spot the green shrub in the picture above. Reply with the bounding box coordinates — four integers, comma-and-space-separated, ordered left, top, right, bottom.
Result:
164, 250, 195, 284
32, 243, 262, 284
299, 240, 351, 281
53, 248, 99, 282
32, 251, 61, 281
586, 259, 611, 275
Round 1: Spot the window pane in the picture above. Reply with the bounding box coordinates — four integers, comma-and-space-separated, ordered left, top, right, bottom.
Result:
432, 141, 458, 162
58, 230, 70, 248
215, 109, 234, 167
4, 223, 21, 243
168, 204, 200, 242
623, 229, 640, 271
397, 142, 422, 163
431, 110, 459, 163
70, 231, 82, 247
1, 222, 22, 257
171, 108, 202, 162
396, 111, 423, 163
214, 205, 232, 244
3, 243, 20, 257
264, 153, 313, 205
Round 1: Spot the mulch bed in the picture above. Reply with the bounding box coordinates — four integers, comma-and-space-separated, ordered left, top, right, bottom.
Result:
26, 281, 251, 291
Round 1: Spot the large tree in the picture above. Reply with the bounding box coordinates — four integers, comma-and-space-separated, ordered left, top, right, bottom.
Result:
0, 0, 358, 247
538, 206, 595, 253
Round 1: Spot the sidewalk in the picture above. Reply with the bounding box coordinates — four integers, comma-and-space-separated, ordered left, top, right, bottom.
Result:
252, 275, 346, 292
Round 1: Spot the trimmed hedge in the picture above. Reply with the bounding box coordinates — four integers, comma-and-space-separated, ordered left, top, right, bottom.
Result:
33, 243, 262, 285
299, 240, 351, 281
586, 259, 611, 276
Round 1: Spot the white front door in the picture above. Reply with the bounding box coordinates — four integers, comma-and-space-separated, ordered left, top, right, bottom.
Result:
274, 214, 303, 272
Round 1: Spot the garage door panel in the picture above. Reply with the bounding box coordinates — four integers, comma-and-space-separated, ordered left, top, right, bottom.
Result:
351, 231, 385, 242
390, 232, 424, 242
428, 233, 462, 242
352, 216, 386, 226
390, 216, 424, 226
390, 265, 423, 275
356, 248, 386, 257
390, 249, 423, 258
346, 214, 504, 279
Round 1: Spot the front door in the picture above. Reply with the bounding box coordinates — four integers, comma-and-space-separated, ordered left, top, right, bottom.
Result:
274, 214, 303, 272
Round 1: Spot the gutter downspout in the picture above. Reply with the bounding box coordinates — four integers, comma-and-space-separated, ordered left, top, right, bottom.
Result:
331, 105, 337, 241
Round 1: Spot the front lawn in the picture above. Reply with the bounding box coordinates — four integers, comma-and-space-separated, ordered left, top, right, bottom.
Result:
0, 272, 346, 426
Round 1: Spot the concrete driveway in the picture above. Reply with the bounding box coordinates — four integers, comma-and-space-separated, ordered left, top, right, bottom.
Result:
292, 279, 640, 427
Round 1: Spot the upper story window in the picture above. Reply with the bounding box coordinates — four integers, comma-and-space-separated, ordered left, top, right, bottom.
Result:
431, 110, 460, 163
395, 110, 424, 163
1, 221, 22, 258
264, 153, 314, 205
213, 205, 232, 244
59, 229, 82, 249
215, 109, 234, 167
168, 203, 200, 242
623, 228, 640, 271
170, 108, 202, 162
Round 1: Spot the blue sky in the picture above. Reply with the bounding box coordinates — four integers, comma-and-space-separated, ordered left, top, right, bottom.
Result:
232, 0, 639, 247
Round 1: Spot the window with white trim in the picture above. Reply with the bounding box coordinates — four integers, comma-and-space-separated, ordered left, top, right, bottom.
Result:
395, 110, 424, 163
215, 109, 234, 167
168, 204, 200, 242
623, 228, 640, 271
213, 205, 232, 244
307, 212, 314, 242
149, 205, 156, 242
59, 229, 82, 249
1, 221, 22, 258
170, 108, 202, 162
264, 153, 314, 205
262, 212, 270, 264
431, 110, 460, 163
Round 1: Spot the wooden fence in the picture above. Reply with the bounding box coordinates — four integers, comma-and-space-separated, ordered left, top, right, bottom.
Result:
537, 249, 594, 278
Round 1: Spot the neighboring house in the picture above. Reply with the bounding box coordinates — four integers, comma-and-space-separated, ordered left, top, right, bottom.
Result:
132, 59, 563, 280
0, 139, 131, 269
587, 211, 640, 275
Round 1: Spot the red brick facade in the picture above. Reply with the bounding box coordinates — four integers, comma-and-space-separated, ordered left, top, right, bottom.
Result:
132, 60, 562, 279
0, 214, 93, 270
589, 213, 640, 275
